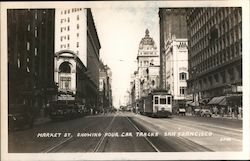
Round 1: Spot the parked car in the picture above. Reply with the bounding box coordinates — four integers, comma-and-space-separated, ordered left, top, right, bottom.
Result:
200, 109, 212, 117
178, 108, 186, 116
8, 104, 34, 130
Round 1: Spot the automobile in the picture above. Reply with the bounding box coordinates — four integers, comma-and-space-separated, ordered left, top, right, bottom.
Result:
8, 104, 34, 130
200, 109, 212, 117
194, 108, 201, 116
178, 108, 186, 116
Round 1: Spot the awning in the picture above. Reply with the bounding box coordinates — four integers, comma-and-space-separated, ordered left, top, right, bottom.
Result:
208, 96, 226, 105
190, 101, 199, 106
186, 101, 193, 106
219, 97, 227, 106
199, 98, 210, 104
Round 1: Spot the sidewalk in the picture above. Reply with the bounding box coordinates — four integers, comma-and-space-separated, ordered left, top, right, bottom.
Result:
184, 113, 242, 120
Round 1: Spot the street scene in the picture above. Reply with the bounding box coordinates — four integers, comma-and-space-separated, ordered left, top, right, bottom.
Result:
9, 112, 242, 152
6, 5, 243, 154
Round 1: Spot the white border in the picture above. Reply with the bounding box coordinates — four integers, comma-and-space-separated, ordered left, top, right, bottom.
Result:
1, 1, 250, 160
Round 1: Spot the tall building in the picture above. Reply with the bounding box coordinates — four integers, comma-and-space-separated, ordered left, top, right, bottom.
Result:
55, 8, 87, 66
165, 38, 189, 109
186, 8, 242, 108
159, 8, 187, 90
159, 8, 189, 110
54, 8, 101, 112
137, 29, 160, 98
8, 9, 56, 116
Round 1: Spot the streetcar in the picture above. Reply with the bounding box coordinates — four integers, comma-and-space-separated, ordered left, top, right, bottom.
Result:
142, 90, 172, 118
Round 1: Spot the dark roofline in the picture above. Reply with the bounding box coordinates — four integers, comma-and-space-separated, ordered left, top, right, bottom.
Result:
87, 8, 101, 50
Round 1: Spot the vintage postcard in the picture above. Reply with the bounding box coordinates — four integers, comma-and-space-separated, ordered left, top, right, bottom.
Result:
1, 1, 250, 160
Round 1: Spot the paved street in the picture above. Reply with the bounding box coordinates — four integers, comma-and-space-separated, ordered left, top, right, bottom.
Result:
8, 112, 242, 153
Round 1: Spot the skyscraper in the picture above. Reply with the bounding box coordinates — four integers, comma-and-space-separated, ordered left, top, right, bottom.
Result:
159, 8, 187, 90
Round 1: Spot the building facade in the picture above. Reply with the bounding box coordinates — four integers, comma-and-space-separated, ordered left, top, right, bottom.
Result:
99, 61, 113, 112
54, 8, 101, 112
159, 8, 188, 90
159, 8, 189, 111
186, 8, 242, 101
137, 29, 160, 98
165, 38, 189, 109
8, 9, 56, 116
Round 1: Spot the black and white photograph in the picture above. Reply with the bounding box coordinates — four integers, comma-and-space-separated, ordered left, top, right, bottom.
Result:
1, 1, 250, 160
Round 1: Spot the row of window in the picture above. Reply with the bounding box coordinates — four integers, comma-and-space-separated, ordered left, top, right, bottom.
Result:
60, 24, 80, 33
60, 33, 80, 42
190, 66, 242, 90
190, 24, 241, 58
26, 24, 38, 37
139, 60, 155, 67
60, 42, 80, 49
188, 8, 241, 38
60, 8, 83, 15
60, 15, 80, 24
154, 96, 171, 105
190, 41, 242, 73
26, 42, 38, 56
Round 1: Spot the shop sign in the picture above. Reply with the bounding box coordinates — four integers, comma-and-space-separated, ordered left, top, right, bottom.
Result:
236, 86, 242, 92
58, 94, 75, 100
226, 93, 242, 97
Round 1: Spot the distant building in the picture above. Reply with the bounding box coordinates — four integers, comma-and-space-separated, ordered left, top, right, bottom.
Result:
137, 29, 160, 98
186, 8, 242, 107
159, 8, 188, 90
54, 8, 101, 112
99, 61, 113, 112
8, 9, 56, 116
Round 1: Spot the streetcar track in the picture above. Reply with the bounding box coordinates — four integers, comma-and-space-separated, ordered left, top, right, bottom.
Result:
42, 115, 116, 153
126, 116, 160, 152
131, 116, 214, 152
42, 135, 74, 153
93, 114, 116, 152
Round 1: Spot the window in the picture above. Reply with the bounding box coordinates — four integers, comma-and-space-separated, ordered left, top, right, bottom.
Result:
167, 96, 171, 104
179, 72, 187, 80
35, 27, 38, 37
77, 24, 79, 29
67, 35, 70, 40
67, 43, 70, 48
27, 42, 30, 51
67, 17, 70, 22
59, 62, 71, 73
160, 98, 166, 104
77, 42, 79, 48
27, 24, 30, 31
77, 15, 79, 20
60, 77, 71, 90
35, 48, 37, 56
77, 33, 79, 37
67, 26, 70, 31
61, 36, 63, 41
180, 87, 187, 95
154, 96, 159, 104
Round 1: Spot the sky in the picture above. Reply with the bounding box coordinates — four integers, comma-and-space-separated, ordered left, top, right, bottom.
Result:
92, 6, 159, 108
